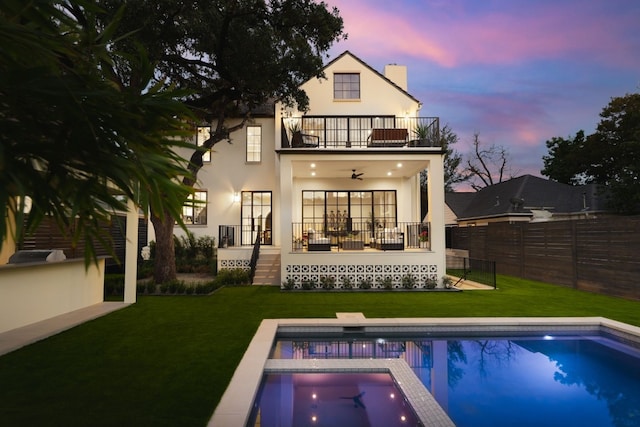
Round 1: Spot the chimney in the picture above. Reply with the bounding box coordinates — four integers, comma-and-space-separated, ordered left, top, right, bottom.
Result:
384, 64, 407, 91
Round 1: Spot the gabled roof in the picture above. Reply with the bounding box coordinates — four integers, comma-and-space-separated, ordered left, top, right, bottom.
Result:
322, 51, 421, 104
454, 175, 608, 221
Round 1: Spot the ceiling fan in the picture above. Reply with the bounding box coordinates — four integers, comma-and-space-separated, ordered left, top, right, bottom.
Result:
351, 169, 364, 180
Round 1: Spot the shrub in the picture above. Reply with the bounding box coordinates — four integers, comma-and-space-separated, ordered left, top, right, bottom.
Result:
215, 268, 250, 286
442, 276, 454, 289
301, 279, 315, 290
145, 282, 157, 294
137, 260, 154, 279
424, 277, 438, 289
180, 232, 198, 260
358, 278, 373, 289
401, 274, 416, 289
136, 282, 146, 294
104, 274, 125, 296
341, 276, 354, 290
320, 276, 336, 290
197, 236, 216, 260
282, 278, 296, 290
377, 276, 393, 290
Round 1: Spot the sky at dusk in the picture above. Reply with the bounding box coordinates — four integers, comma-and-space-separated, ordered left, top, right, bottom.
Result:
325, 0, 640, 190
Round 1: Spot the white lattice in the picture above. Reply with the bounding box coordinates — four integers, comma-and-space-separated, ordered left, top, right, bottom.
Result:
220, 259, 250, 271
282, 263, 439, 290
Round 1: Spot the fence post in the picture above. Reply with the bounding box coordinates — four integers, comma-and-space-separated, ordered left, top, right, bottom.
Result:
571, 221, 578, 289
492, 260, 497, 289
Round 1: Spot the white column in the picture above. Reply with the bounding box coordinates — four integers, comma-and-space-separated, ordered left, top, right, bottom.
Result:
427, 157, 447, 286
124, 198, 139, 304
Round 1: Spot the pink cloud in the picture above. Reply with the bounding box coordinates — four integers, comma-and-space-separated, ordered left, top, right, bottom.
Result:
328, 0, 456, 66
328, 0, 640, 68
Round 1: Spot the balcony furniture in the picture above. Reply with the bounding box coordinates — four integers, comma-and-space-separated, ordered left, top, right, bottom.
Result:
308, 238, 331, 251
307, 229, 331, 251
367, 128, 408, 147
340, 239, 364, 250
291, 132, 319, 148
375, 227, 404, 250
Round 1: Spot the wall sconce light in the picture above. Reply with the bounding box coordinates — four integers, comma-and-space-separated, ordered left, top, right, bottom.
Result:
233, 192, 241, 203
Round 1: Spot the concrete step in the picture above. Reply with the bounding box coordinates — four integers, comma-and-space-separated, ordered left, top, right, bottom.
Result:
252, 253, 281, 286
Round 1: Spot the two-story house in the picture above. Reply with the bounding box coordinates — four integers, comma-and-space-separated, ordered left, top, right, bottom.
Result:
170, 51, 447, 289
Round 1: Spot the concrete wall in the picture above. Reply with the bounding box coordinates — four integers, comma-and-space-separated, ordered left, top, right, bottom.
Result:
0, 258, 105, 333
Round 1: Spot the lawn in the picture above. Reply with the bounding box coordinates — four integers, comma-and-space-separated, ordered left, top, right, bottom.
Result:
1, 275, 639, 426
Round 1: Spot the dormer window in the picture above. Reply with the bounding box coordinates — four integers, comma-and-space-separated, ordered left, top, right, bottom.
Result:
334, 73, 360, 100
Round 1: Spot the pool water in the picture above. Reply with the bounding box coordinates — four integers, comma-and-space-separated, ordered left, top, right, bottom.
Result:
269, 335, 640, 427
248, 372, 420, 427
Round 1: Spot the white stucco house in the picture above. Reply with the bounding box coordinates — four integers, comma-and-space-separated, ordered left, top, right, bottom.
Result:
168, 51, 447, 289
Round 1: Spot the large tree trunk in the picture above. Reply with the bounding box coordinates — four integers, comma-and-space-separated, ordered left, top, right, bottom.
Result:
150, 210, 177, 284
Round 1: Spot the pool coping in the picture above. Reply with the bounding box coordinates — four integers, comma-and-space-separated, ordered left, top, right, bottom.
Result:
208, 316, 640, 426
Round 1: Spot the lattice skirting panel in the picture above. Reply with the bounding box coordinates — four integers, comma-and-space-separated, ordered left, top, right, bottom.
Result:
284, 264, 439, 289
219, 259, 250, 271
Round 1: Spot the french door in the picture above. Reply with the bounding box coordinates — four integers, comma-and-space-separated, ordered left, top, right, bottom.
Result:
241, 191, 272, 245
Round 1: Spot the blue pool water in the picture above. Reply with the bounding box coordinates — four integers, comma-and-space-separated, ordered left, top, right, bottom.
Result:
267, 334, 640, 427
250, 372, 421, 427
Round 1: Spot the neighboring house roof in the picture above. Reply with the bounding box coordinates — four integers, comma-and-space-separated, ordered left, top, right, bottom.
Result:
453, 175, 608, 222
445, 192, 475, 218
323, 50, 421, 104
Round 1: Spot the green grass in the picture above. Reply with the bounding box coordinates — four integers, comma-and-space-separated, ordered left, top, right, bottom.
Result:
1, 275, 639, 426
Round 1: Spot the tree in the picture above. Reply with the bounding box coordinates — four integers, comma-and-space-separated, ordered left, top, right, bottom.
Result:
420, 124, 466, 215
441, 125, 467, 192
587, 93, 640, 213
541, 92, 640, 213
0, 0, 193, 264
96, 0, 346, 283
463, 133, 517, 191
541, 131, 591, 185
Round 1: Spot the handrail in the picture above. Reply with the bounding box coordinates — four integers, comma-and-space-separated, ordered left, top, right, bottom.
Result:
248, 226, 261, 282
281, 116, 440, 149
292, 221, 430, 251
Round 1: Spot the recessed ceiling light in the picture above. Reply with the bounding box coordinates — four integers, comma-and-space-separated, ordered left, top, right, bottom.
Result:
311, 171, 316, 176
397, 163, 403, 168
310, 163, 316, 168
387, 171, 392, 176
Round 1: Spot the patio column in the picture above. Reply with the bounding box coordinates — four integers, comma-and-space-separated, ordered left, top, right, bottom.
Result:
123, 198, 138, 304
426, 158, 446, 286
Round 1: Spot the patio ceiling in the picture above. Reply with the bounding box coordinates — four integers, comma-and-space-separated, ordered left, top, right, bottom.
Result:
291, 159, 428, 180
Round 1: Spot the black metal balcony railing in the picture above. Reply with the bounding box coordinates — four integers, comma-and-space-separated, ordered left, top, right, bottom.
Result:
292, 221, 430, 252
281, 116, 440, 149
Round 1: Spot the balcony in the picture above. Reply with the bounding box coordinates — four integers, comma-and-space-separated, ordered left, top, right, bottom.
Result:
281, 116, 440, 149
292, 221, 430, 252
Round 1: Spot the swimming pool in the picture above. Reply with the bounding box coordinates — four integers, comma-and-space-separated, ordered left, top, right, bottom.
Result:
268, 334, 640, 427
209, 317, 640, 427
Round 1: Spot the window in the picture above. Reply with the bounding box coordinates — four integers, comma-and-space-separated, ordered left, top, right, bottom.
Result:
302, 190, 396, 243
182, 190, 207, 225
334, 73, 360, 100
196, 126, 211, 162
246, 125, 261, 162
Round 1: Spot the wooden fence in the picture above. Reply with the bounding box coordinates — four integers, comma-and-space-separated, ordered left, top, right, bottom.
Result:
19, 214, 148, 272
449, 217, 640, 300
